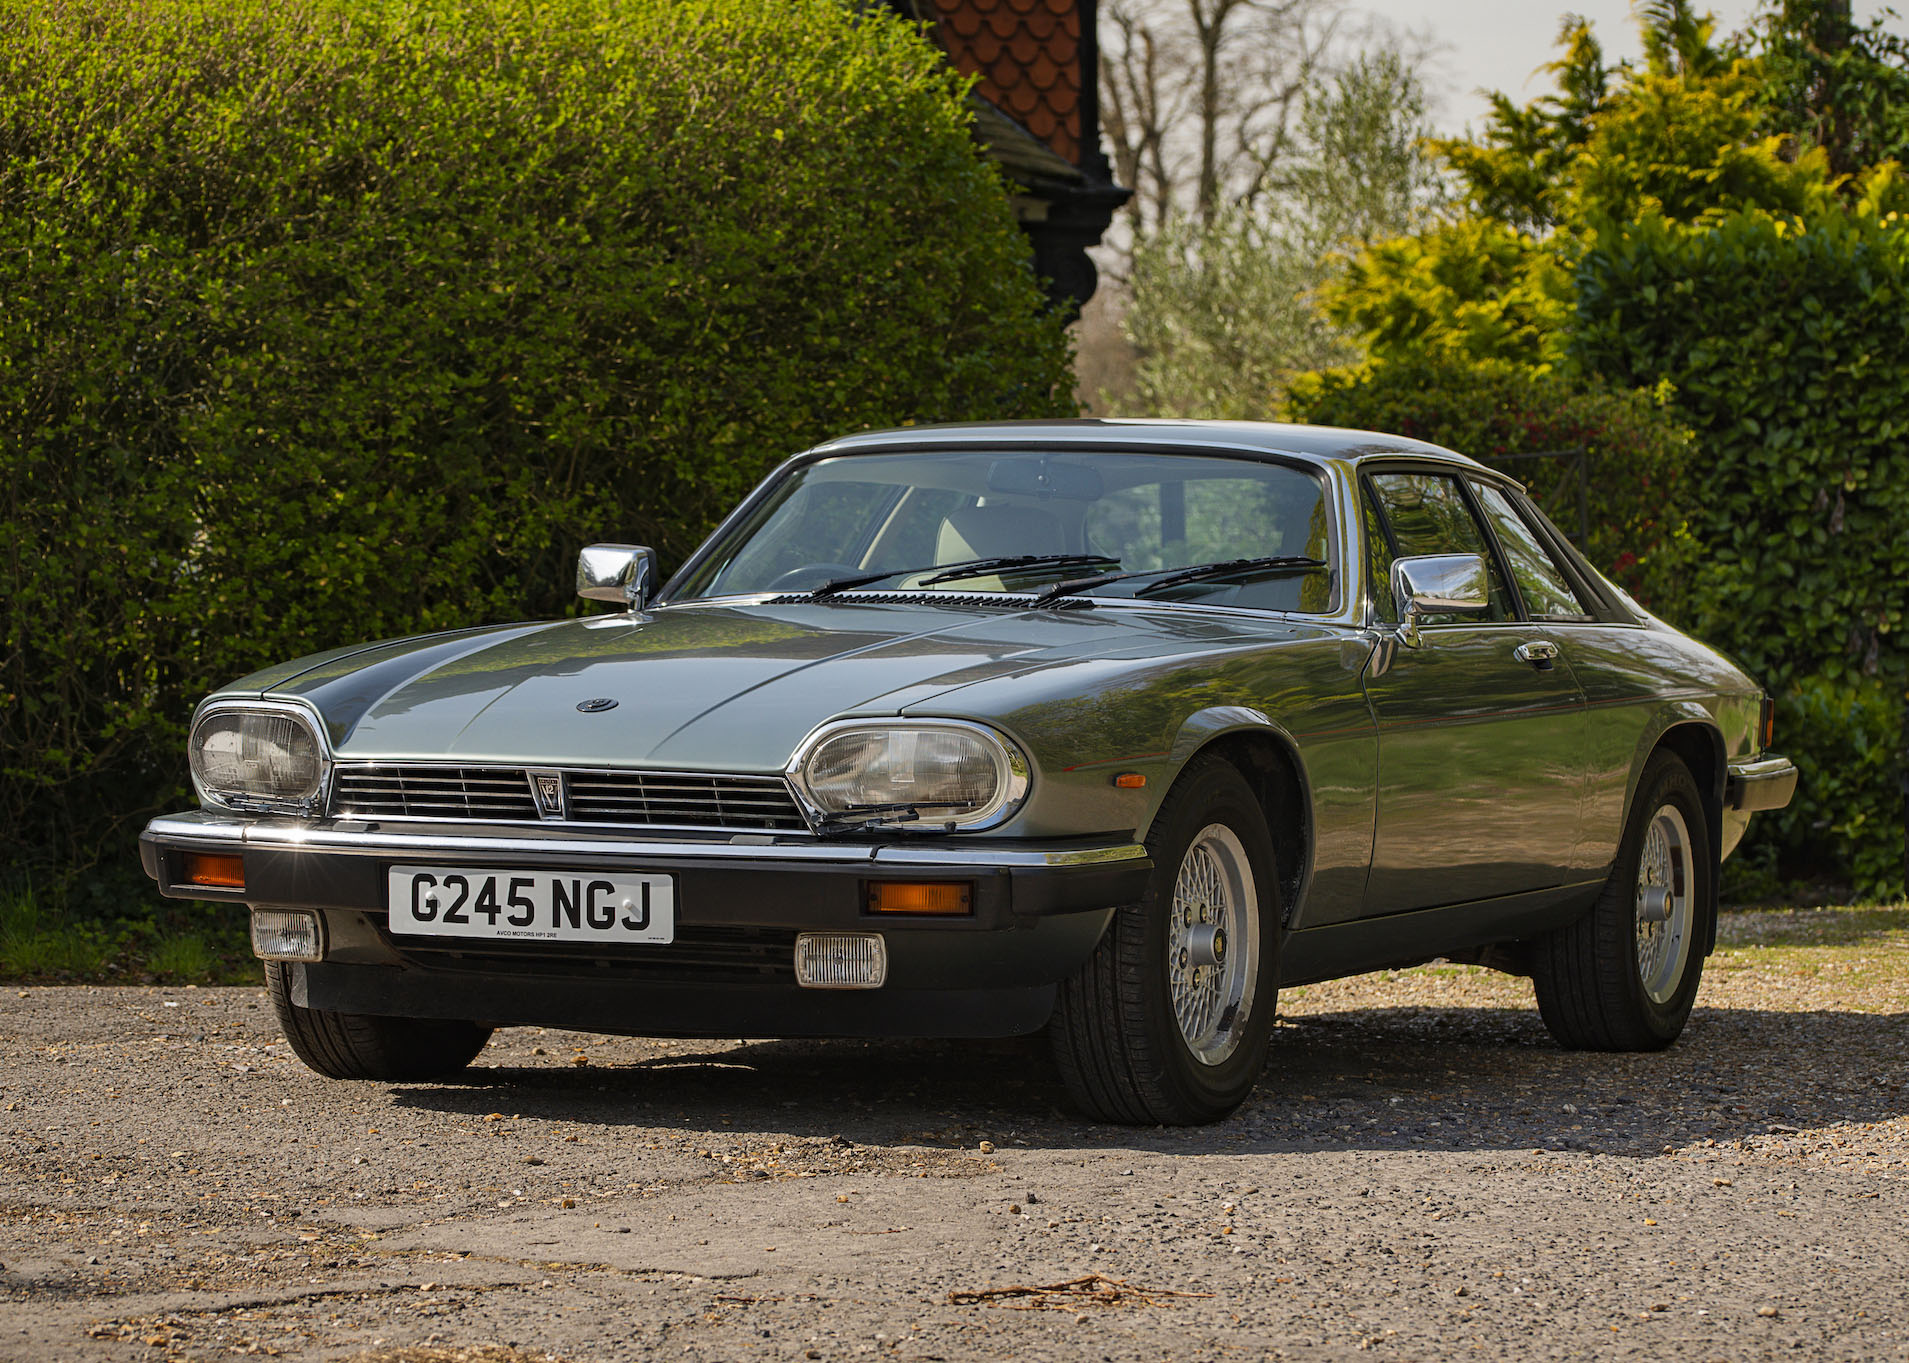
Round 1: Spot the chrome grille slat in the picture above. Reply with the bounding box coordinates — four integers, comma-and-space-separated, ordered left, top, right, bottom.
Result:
330, 765, 807, 832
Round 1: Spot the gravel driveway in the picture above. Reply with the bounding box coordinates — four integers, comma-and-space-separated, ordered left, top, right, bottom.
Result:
4, 906, 1906, 1362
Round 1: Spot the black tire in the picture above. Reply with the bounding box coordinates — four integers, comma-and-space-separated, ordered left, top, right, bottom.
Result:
1532, 750, 1712, 1051
1050, 752, 1281, 1125
265, 961, 493, 1081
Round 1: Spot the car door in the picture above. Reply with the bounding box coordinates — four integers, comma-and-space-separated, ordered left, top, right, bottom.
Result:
1470, 482, 1660, 885
1359, 469, 1589, 915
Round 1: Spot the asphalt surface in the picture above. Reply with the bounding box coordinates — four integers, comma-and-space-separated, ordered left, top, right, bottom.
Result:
3, 926, 1907, 1362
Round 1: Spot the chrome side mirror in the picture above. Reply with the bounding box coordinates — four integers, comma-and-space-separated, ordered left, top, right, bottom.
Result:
1391, 553, 1489, 647
577, 544, 659, 609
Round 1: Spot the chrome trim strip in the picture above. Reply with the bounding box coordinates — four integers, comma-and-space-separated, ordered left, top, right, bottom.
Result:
142, 812, 1146, 870
872, 842, 1149, 868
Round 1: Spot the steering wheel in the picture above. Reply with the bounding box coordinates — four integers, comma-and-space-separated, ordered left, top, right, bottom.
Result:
767, 563, 864, 591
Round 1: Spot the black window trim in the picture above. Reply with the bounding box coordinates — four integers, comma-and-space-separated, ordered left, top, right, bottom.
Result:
1462, 476, 1602, 627
1505, 486, 1641, 626
1359, 463, 1526, 629
1358, 456, 1639, 629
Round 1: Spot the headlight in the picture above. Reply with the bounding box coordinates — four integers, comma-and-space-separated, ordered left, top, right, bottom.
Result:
189, 705, 328, 814
791, 721, 1030, 830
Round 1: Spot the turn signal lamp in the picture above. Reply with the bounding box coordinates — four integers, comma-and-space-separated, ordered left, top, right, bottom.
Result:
866, 881, 972, 915
1760, 696, 1776, 751
182, 852, 245, 889
1113, 772, 1147, 789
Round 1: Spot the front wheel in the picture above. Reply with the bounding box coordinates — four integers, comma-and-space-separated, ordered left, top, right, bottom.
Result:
1532, 750, 1713, 1050
1050, 753, 1280, 1125
265, 962, 493, 1081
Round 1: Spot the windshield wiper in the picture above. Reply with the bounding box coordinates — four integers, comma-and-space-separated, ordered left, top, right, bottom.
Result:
919, 553, 1118, 586
1026, 555, 1327, 609
806, 554, 1118, 598
1132, 555, 1327, 596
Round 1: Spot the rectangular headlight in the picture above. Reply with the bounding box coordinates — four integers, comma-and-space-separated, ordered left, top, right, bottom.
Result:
792, 721, 1029, 829
794, 932, 887, 989
190, 705, 327, 814
251, 908, 324, 962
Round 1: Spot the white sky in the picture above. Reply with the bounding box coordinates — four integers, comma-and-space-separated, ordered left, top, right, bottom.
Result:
1355, 1, 1909, 135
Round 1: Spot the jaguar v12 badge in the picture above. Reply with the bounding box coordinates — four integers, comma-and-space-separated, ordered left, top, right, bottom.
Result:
529, 769, 565, 818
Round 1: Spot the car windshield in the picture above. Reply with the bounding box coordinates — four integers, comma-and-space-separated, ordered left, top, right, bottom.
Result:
671, 449, 1335, 613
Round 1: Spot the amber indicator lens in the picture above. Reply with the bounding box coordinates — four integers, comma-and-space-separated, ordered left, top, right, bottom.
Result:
1113, 772, 1147, 788
866, 880, 973, 915
182, 852, 245, 889
1760, 696, 1775, 751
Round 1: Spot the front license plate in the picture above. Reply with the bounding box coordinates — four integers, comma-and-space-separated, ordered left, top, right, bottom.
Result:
386, 865, 675, 945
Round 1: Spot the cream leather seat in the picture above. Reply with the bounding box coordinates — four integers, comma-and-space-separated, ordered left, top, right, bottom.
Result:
932, 504, 1067, 590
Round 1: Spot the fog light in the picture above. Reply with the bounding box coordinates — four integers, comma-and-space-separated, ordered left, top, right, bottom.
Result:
793, 932, 887, 989
866, 880, 972, 915
251, 909, 324, 963
183, 852, 244, 889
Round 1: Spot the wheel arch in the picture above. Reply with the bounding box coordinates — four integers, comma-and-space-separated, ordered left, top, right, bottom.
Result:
1148, 707, 1312, 925
1638, 716, 1726, 955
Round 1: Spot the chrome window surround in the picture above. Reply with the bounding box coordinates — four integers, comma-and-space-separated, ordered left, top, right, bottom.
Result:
328, 763, 812, 835
189, 699, 334, 818
785, 717, 1033, 832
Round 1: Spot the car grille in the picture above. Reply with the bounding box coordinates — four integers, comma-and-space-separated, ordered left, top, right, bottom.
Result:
330, 765, 809, 832
383, 924, 799, 984
565, 772, 807, 830
332, 766, 540, 820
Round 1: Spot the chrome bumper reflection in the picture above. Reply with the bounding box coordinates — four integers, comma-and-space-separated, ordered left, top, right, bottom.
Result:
1725, 755, 1798, 813
140, 811, 1147, 871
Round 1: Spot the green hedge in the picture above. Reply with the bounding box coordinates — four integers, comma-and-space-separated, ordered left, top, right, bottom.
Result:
0, 0, 1073, 881
1574, 209, 1909, 896
1282, 359, 1698, 619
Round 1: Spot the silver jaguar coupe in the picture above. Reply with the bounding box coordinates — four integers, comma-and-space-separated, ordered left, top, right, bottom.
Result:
140, 421, 1796, 1124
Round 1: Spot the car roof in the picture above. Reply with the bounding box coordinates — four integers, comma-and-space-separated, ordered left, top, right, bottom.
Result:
804, 418, 1488, 471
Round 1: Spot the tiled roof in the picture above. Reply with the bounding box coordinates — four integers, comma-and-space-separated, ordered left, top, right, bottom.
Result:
929, 0, 1083, 166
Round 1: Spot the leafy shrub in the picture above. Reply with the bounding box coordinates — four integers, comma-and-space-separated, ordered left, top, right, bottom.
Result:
0, 0, 1072, 882
1574, 207, 1909, 895
1282, 358, 1698, 619
1761, 677, 1905, 900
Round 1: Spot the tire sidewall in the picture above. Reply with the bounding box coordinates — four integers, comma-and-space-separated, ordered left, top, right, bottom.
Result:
1138, 758, 1282, 1116
1617, 755, 1711, 1039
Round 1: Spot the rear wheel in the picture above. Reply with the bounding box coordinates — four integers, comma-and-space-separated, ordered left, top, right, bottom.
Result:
1532, 750, 1712, 1050
265, 961, 493, 1081
1050, 753, 1280, 1124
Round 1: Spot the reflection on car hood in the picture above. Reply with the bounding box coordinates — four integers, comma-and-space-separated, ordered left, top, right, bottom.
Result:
227, 600, 1317, 770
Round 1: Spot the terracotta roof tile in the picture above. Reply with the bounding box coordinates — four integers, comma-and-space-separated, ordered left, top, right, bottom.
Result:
930, 0, 1083, 164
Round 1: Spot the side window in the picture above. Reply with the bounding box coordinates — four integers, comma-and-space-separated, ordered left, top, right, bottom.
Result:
1363, 482, 1398, 623
1472, 484, 1595, 623
1367, 471, 1513, 624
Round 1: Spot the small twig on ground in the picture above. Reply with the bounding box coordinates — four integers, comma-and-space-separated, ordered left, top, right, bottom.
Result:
947, 1273, 1214, 1310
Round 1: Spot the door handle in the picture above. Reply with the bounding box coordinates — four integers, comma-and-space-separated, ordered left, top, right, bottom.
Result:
1515, 639, 1560, 668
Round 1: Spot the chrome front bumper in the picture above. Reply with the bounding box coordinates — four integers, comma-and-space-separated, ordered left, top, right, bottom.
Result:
139, 810, 1148, 871
1725, 755, 1798, 813
139, 811, 1153, 1034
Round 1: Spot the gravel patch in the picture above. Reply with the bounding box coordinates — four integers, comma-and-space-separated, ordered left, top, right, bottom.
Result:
3, 903, 1905, 1360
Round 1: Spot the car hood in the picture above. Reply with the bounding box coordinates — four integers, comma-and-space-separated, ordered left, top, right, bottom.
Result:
235, 600, 1316, 771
